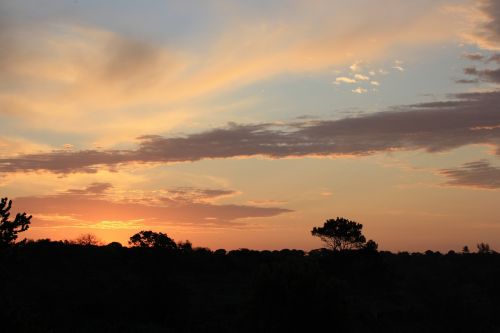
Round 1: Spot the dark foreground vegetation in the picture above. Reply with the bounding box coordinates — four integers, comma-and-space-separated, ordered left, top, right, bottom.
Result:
1, 242, 500, 333
2, 198, 500, 332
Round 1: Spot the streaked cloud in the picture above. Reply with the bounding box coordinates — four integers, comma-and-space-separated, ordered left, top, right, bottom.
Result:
65, 182, 113, 196
15, 184, 291, 229
456, 78, 480, 84
161, 187, 239, 204
440, 160, 500, 189
0, 1, 458, 146
1, 91, 499, 174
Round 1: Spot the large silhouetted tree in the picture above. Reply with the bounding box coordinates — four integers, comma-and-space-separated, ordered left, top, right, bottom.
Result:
129, 230, 177, 250
0, 197, 31, 247
311, 217, 367, 251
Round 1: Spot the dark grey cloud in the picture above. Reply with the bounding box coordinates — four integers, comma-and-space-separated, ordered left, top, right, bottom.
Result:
65, 182, 113, 195
14, 185, 291, 228
440, 160, 500, 189
457, 1, 500, 84
1, 91, 499, 174
463, 66, 500, 83
0, 149, 133, 173
475, 0, 500, 49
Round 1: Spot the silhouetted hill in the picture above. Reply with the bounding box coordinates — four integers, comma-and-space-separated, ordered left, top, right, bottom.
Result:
1, 243, 499, 332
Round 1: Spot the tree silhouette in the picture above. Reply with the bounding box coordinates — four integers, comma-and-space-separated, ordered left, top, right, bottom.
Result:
363, 239, 379, 252
0, 197, 31, 247
129, 230, 177, 250
311, 217, 366, 251
74, 233, 101, 246
477, 243, 492, 254
177, 240, 193, 253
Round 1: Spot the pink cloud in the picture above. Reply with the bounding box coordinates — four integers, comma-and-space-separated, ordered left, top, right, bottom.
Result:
13, 185, 291, 229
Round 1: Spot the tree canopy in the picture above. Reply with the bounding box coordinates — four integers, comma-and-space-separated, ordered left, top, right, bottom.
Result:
311, 217, 369, 251
0, 197, 31, 247
129, 230, 177, 250
74, 233, 101, 246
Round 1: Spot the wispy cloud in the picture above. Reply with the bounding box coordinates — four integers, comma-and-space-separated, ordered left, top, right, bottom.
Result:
440, 160, 500, 189
456, 78, 480, 84
460, 0, 500, 51
65, 182, 113, 196
1, 91, 499, 174
14, 184, 291, 229
0, 1, 460, 145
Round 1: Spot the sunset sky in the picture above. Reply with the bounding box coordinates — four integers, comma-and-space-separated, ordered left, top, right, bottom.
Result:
1, 0, 499, 251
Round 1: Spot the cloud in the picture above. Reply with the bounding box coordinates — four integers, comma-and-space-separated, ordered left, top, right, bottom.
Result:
440, 160, 500, 189
246, 199, 288, 206
352, 87, 368, 94
370, 81, 380, 86
392, 60, 405, 72
161, 187, 238, 203
65, 182, 113, 195
463, 52, 485, 61
478, 0, 500, 47
1, 90, 499, 174
489, 53, 500, 63
0, 136, 52, 156
354, 74, 370, 81
462, 66, 500, 83
0, 1, 462, 147
349, 61, 363, 72
460, 0, 500, 50
14, 185, 291, 229
335, 77, 356, 84
456, 2, 500, 85
456, 78, 480, 84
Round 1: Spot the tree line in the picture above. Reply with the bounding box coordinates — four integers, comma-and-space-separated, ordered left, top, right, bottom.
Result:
0, 197, 496, 254
1, 197, 500, 332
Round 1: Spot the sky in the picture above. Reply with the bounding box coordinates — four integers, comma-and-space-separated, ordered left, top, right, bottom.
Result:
0, 0, 499, 251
